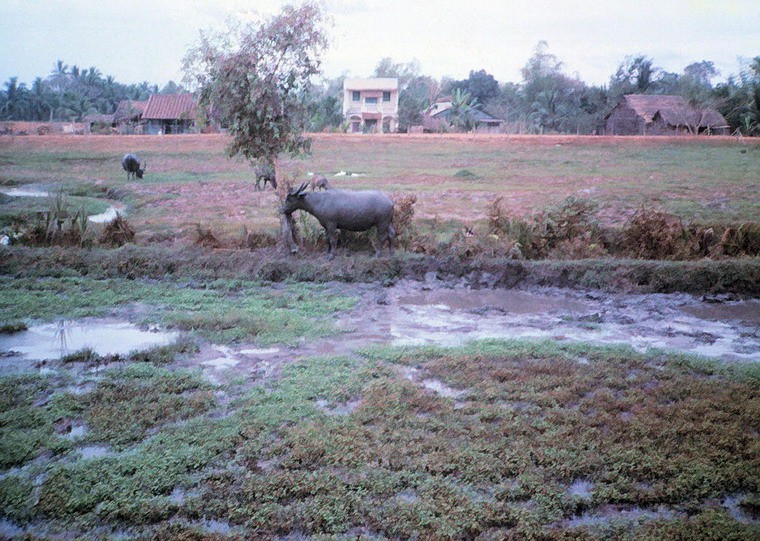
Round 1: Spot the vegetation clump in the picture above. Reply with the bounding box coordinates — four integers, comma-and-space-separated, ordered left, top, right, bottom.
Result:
0, 321, 27, 334
98, 213, 135, 247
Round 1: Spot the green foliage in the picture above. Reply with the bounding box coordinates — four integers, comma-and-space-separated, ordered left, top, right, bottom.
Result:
78, 364, 215, 449
184, 2, 327, 165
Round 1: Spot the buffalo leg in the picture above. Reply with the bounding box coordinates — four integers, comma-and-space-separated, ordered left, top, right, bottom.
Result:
325, 224, 338, 259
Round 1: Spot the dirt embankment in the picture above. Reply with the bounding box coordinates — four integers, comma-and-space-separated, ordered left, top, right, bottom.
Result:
2, 245, 759, 296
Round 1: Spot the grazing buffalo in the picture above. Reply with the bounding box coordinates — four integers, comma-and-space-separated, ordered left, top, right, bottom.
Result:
310, 175, 329, 191
281, 182, 394, 259
254, 163, 277, 191
121, 153, 145, 180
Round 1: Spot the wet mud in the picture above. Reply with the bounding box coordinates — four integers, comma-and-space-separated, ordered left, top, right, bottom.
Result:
192, 279, 758, 389
340, 280, 760, 361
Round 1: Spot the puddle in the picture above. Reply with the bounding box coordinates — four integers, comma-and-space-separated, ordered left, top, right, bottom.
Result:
723, 494, 755, 523
316, 398, 361, 416
0, 187, 48, 197
352, 281, 760, 362
87, 203, 126, 223
239, 347, 280, 355
682, 300, 760, 325
420, 379, 466, 399
0, 187, 126, 223
79, 445, 111, 460
0, 520, 23, 539
333, 170, 366, 177
0, 319, 179, 365
563, 505, 679, 528
201, 520, 232, 535
568, 479, 594, 499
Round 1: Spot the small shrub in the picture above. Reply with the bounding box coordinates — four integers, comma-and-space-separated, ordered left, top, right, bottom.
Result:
245, 230, 277, 250
61, 347, 100, 364
297, 211, 326, 250
622, 207, 693, 260
486, 196, 539, 257
717, 222, 760, 257
393, 192, 418, 250
454, 169, 479, 179
193, 223, 221, 248
0, 321, 27, 334
547, 234, 609, 259
535, 196, 600, 249
99, 213, 135, 247
450, 229, 523, 260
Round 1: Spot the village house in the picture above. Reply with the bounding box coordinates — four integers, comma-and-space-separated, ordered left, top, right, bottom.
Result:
422, 100, 503, 133
142, 93, 196, 134
605, 94, 729, 136
113, 99, 148, 134
342, 78, 399, 133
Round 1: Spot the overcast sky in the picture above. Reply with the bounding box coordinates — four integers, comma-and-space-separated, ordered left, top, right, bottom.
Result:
1, 0, 757, 89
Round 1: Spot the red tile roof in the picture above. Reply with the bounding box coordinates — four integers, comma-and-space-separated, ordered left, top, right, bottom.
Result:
142, 93, 196, 120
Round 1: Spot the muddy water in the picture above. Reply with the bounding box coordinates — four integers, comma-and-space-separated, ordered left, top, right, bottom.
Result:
87, 202, 126, 223
0, 319, 178, 367
196, 282, 758, 388
0, 186, 125, 223
343, 281, 760, 362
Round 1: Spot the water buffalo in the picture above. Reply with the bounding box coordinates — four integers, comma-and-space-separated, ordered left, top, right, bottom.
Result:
254, 163, 277, 191
121, 153, 145, 180
310, 175, 329, 191
281, 182, 394, 259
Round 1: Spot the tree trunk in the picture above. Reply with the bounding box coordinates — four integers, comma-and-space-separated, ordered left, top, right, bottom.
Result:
274, 158, 298, 253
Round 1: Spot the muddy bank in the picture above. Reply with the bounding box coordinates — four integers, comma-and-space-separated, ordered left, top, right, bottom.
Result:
2, 245, 759, 295
194, 281, 759, 390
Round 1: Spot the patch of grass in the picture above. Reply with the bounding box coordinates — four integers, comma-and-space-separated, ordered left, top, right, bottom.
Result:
38, 414, 242, 524
0, 321, 27, 333
128, 337, 200, 364
0, 475, 36, 524
78, 363, 216, 450
0, 374, 54, 469
0, 276, 357, 345
60, 347, 100, 364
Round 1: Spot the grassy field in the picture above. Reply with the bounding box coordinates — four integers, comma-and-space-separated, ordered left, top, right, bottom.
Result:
1, 133, 759, 539
1, 133, 758, 245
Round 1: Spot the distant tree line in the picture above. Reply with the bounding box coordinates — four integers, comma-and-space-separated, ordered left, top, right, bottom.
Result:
0, 60, 186, 122
305, 42, 760, 136
2, 44, 759, 135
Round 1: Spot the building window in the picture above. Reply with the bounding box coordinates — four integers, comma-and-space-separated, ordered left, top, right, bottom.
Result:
352, 91, 360, 101
383, 91, 391, 102
365, 97, 378, 104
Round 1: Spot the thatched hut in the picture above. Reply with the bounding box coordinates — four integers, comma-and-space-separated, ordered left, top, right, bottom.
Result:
606, 94, 729, 135
113, 100, 148, 134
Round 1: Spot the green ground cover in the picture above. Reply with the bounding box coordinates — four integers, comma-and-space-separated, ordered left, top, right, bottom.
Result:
1, 341, 757, 539
0, 277, 356, 344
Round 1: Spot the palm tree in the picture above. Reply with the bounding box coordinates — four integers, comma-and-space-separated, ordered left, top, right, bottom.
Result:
48, 60, 70, 92
64, 94, 96, 122
29, 77, 53, 121
448, 88, 480, 132
0, 77, 31, 119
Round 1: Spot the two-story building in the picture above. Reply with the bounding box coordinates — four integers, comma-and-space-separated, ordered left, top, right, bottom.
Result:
342, 78, 399, 133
